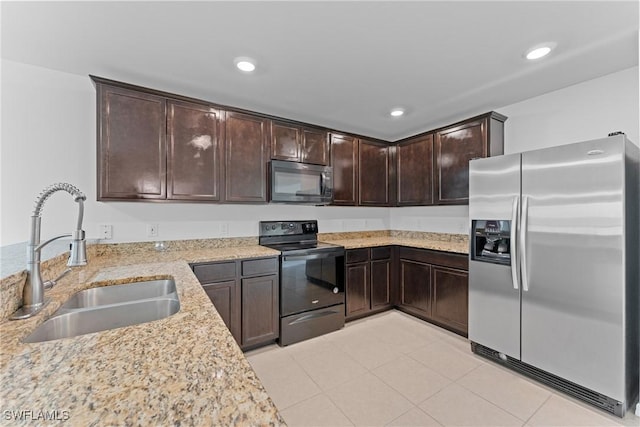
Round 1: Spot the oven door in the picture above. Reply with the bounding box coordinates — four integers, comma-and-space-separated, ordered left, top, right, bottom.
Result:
280, 250, 345, 317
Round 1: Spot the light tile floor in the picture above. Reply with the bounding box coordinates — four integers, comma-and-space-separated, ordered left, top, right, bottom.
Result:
245, 311, 640, 427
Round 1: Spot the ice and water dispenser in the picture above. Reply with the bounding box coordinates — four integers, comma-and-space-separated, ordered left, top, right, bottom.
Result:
471, 220, 512, 265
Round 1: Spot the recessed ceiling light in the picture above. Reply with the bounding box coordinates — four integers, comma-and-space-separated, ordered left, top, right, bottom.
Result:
390, 108, 405, 117
525, 43, 556, 60
234, 57, 256, 72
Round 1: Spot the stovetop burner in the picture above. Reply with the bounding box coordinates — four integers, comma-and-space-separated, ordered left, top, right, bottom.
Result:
262, 241, 341, 253
258, 220, 343, 254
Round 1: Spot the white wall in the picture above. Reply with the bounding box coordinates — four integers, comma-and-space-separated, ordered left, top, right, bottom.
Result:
498, 66, 639, 153
0, 59, 388, 249
390, 65, 639, 232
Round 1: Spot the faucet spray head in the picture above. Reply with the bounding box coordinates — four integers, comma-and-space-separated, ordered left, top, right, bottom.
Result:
68, 229, 87, 267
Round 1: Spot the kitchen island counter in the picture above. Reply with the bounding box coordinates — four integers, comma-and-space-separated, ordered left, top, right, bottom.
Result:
0, 244, 284, 426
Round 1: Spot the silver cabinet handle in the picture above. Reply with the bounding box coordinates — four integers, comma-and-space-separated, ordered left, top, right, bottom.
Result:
510, 196, 520, 290
520, 196, 530, 292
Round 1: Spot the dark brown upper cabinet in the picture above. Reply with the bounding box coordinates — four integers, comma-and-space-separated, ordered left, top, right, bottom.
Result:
97, 84, 167, 200
302, 128, 330, 165
330, 133, 359, 206
434, 112, 506, 205
359, 139, 391, 206
271, 121, 300, 162
224, 111, 270, 203
167, 100, 222, 201
271, 120, 329, 166
94, 77, 506, 207
396, 134, 434, 206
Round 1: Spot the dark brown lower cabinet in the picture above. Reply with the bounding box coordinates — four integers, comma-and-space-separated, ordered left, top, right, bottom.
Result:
398, 259, 432, 318
201, 280, 240, 342
241, 275, 279, 348
371, 258, 392, 309
345, 247, 394, 320
397, 247, 469, 336
192, 257, 279, 350
431, 266, 469, 334
346, 262, 369, 318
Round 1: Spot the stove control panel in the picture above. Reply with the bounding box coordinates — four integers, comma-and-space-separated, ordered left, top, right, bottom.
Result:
259, 220, 318, 237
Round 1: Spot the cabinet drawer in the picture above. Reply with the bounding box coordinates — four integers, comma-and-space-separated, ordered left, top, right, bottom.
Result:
399, 247, 468, 270
371, 246, 391, 260
192, 261, 237, 283
242, 257, 278, 277
346, 248, 369, 264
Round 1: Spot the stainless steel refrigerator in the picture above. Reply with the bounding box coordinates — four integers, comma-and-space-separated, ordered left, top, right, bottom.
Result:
468, 134, 639, 417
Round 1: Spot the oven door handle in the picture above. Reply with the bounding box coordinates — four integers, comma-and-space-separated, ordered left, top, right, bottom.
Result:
288, 308, 343, 325
282, 252, 342, 262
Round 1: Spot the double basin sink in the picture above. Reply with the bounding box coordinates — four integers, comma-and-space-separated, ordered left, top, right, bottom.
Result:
24, 279, 180, 343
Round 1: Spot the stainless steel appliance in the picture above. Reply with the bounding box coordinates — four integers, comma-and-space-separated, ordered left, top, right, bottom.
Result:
269, 160, 333, 204
259, 220, 345, 346
469, 134, 639, 417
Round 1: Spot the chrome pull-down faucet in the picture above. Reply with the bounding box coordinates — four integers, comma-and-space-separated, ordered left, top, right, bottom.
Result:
10, 183, 87, 320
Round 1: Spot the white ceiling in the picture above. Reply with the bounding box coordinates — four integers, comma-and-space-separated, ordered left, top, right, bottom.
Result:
1, 1, 638, 141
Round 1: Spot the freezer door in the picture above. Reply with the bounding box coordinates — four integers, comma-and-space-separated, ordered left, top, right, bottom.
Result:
520, 137, 626, 401
468, 154, 521, 359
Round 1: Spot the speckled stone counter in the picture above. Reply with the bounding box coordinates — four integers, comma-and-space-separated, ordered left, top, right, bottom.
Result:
0, 243, 285, 426
0, 231, 467, 426
319, 230, 469, 254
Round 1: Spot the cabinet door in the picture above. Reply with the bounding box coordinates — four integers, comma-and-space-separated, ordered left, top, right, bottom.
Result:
398, 259, 431, 317
331, 134, 358, 205
370, 259, 392, 309
302, 128, 329, 165
346, 262, 370, 319
202, 280, 241, 343
167, 101, 221, 200
397, 134, 433, 206
271, 121, 300, 162
241, 275, 279, 348
359, 139, 390, 206
97, 85, 166, 200
431, 266, 468, 335
434, 118, 487, 204
224, 112, 270, 202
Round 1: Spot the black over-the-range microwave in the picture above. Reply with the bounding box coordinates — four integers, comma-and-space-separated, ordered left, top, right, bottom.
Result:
269, 160, 333, 205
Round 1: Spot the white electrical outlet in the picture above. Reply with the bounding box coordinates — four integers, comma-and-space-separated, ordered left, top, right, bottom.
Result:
147, 224, 159, 237
220, 222, 230, 237
99, 224, 113, 240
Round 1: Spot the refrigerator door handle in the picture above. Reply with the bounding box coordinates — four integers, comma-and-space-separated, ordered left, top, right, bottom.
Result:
510, 196, 520, 290
520, 196, 530, 291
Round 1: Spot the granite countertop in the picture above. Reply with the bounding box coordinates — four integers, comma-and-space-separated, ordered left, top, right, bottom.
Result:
0, 245, 285, 426
0, 231, 467, 425
319, 231, 469, 254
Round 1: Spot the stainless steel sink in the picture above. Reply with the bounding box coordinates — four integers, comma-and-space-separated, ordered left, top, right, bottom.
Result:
60, 279, 176, 309
23, 279, 180, 343
24, 298, 180, 343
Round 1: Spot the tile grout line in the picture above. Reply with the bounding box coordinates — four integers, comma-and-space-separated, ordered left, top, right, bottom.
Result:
323, 389, 358, 427
522, 392, 553, 426
452, 365, 536, 425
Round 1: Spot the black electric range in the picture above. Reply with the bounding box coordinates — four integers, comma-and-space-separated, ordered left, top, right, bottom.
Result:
259, 220, 345, 346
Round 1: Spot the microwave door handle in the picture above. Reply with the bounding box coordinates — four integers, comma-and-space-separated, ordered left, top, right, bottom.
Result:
320, 173, 326, 196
